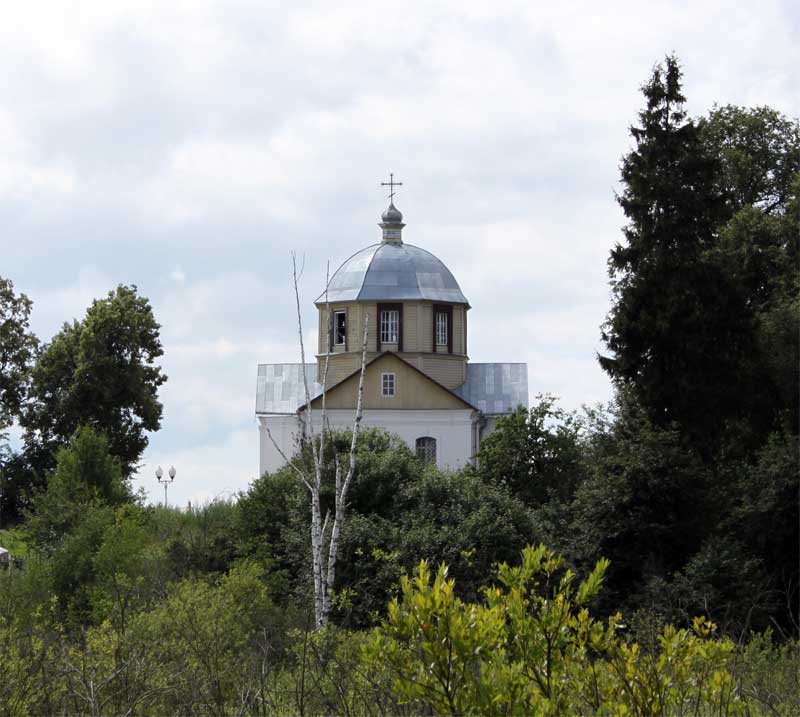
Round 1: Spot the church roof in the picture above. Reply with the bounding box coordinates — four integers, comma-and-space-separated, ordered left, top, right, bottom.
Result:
255, 363, 320, 414
255, 360, 528, 416
300, 352, 478, 412
454, 363, 529, 415
315, 242, 469, 306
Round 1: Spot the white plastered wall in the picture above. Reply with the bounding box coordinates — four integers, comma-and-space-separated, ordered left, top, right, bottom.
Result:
258, 414, 303, 477
258, 409, 476, 476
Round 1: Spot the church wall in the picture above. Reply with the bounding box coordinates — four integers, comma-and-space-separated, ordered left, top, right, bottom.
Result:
312, 408, 476, 471
404, 304, 418, 350
321, 353, 361, 387
454, 306, 466, 355
318, 354, 468, 410
258, 414, 303, 477
419, 354, 467, 389
316, 301, 468, 388
318, 306, 326, 355
259, 408, 476, 475
419, 303, 433, 352
364, 303, 378, 351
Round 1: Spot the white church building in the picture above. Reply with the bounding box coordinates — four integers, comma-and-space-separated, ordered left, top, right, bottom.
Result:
255, 191, 527, 476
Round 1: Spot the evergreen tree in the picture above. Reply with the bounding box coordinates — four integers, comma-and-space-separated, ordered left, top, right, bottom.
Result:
600, 56, 748, 455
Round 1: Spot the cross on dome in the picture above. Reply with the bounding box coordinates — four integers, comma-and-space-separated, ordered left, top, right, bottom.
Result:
380, 172, 403, 202
379, 173, 405, 243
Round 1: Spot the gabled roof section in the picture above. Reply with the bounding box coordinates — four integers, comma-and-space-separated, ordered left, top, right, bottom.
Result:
454, 363, 529, 415
255, 363, 320, 415
300, 352, 478, 412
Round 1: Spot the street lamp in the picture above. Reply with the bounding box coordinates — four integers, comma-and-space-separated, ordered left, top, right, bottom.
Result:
155, 465, 176, 507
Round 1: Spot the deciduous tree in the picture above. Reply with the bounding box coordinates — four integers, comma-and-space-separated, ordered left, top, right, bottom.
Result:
22, 285, 166, 476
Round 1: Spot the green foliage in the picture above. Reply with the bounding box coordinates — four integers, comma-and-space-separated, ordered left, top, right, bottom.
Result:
91, 505, 164, 631
699, 104, 800, 215
477, 395, 586, 508
393, 468, 536, 603
156, 500, 240, 580
601, 56, 745, 454
25, 426, 131, 551
366, 545, 743, 716
130, 561, 275, 715
0, 277, 38, 434
593, 56, 798, 634
0, 277, 39, 526
0, 56, 796, 715
22, 285, 166, 476
733, 632, 800, 716
239, 431, 537, 626
567, 395, 709, 616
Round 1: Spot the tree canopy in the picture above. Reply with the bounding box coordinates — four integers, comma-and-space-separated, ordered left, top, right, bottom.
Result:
21, 284, 166, 476
0, 277, 38, 436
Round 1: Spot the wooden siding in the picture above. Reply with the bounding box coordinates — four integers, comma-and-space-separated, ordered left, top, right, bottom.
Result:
315, 300, 469, 387
317, 353, 361, 386
454, 305, 465, 355
404, 303, 418, 350
420, 304, 433, 352
311, 354, 471, 410
420, 354, 467, 389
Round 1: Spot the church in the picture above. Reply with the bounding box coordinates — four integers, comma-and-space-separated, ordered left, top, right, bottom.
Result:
255, 184, 528, 476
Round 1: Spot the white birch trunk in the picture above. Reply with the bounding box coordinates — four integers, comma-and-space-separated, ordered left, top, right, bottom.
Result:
320, 314, 369, 623
281, 254, 369, 628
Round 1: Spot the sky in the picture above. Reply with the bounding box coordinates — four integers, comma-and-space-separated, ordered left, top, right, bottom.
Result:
2, 0, 797, 506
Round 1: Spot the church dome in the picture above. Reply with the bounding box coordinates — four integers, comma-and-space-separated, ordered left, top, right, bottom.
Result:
316, 242, 470, 306
381, 202, 403, 223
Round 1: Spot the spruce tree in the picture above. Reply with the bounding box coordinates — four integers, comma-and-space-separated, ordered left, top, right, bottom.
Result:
600, 56, 744, 455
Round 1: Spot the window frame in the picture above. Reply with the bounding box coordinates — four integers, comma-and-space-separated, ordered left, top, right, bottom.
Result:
435, 311, 448, 347
432, 304, 453, 354
415, 436, 437, 463
381, 372, 396, 398
333, 310, 347, 347
377, 303, 403, 351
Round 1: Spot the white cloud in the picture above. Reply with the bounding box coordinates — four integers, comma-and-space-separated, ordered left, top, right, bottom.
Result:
2, 0, 797, 502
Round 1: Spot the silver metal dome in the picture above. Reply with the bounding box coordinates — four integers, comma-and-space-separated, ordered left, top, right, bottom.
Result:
316, 242, 469, 306
381, 202, 403, 223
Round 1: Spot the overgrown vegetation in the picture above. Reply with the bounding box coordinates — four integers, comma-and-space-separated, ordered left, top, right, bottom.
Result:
0, 55, 797, 714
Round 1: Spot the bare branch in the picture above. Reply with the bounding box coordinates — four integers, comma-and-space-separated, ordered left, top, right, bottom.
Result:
264, 422, 312, 492
292, 251, 318, 469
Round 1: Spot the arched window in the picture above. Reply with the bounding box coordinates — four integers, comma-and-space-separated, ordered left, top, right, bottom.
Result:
416, 436, 437, 464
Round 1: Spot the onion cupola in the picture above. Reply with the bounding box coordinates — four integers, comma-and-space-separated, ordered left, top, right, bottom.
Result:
315, 199, 470, 390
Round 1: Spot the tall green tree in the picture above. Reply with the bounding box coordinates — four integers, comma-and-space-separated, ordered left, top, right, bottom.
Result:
0, 277, 38, 436
25, 426, 131, 552
600, 56, 770, 455
700, 104, 799, 216
700, 107, 799, 442
0, 278, 39, 526
21, 285, 166, 476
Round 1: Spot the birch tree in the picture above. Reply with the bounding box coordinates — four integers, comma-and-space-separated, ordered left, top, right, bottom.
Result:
266, 253, 369, 628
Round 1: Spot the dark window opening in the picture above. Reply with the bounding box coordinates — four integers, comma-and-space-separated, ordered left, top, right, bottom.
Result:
334, 311, 347, 346
416, 436, 437, 463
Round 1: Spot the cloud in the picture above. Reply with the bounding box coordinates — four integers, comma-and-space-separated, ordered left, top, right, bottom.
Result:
1, 0, 797, 504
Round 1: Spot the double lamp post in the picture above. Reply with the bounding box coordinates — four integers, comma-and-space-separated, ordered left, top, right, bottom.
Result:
155, 465, 176, 507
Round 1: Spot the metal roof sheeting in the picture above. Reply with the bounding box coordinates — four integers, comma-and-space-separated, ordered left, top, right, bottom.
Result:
316, 243, 469, 306
255, 363, 320, 414
256, 361, 528, 417
454, 363, 529, 415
